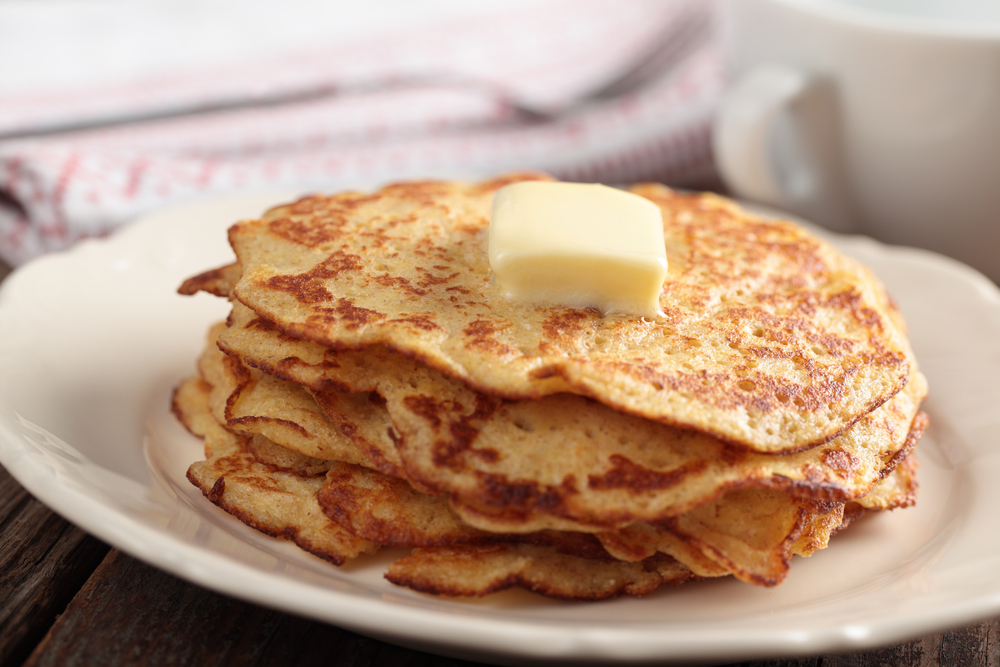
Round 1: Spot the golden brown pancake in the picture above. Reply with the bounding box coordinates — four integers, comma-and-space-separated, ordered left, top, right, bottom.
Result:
180, 325, 920, 590
226, 174, 912, 453
198, 321, 403, 477
214, 301, 926, 533
316, 451, 919, 587
247, 433, 336, 476
384, 545, 697, 600
855, 452, 919, 510
174, 173, 927, 598
173, 375, 379, 565
178, 262, 242, 298
175, 372, 700, 599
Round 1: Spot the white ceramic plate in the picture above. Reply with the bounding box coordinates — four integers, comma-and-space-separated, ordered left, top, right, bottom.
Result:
1, 193, 999, 666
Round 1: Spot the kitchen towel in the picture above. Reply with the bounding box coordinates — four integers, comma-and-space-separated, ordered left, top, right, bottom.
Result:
0, 0, 722, 266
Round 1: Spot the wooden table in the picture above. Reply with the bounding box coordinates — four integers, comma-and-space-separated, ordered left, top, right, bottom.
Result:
1, 257, 998, 667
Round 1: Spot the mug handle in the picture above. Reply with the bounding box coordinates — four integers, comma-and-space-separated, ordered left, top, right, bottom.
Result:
712, 64, 856, 232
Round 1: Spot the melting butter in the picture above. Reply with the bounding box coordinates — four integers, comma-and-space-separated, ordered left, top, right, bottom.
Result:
488, 182, 667, 317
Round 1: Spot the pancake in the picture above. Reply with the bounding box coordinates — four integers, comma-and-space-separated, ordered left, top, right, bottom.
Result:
855, 452, 919, 511
247, 433, 336, 476
172, 375, 379, 565
226, 174, 913, 452
174, 173, 928, 598
198, 321, 403, 477
215, 301, 927, 533
317, 452, 917, 587
175, 371, 699, 599
178, 262, 242, 298
183, 324, 920, 589
384, 545, 697, 600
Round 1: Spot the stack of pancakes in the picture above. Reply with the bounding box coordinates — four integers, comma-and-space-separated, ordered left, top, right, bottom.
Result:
172, 173, 927, 600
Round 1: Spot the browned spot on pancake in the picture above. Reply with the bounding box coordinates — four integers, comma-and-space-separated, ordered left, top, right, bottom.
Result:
434, 394, 501, 467
718, 444, 750, 466
330, 299, 385, 329
400, 391, 502, 469
617, 360, 856, 422
312, 251, 365, 277
243, 355, 351, 393
464, 319, 502, 337
315, 478, 359, 518
435, 422, 478, 467
268, 214, 348, 247
474, 472, 577, 514
261, 250, 365, 304
390, 314, 444, 332
402, 395, 442, 429
412, 236, 439, 258
588, 455, 709, 492
791, 499, 845, 555
467, 337, 517, 356
472, 448, 500, 464
528, 365, 561, 381
800, 464, 831, 485
538, 310, 594, 355
374, 274, 428, 297
263, 274, 332, 304
823, 449, 860, 478
454, 221, 487, 236
207, 475, 226, 503
463, 319, 517, 356
244, 316, 305, 344
321, 348, 345, 365
542, 310, 591, 339
417, 267, 460, 288
277, 193, 378, 217
246, 317, 279, 332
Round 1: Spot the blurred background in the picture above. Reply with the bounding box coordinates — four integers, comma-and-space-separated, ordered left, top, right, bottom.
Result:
0, 0, 722, 270
2, 0, 997, 282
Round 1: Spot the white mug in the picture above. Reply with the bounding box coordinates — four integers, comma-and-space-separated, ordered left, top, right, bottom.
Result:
713, 0, 1000, 282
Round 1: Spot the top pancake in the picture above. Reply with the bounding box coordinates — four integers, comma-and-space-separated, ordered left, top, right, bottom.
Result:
228, 173, 912, 452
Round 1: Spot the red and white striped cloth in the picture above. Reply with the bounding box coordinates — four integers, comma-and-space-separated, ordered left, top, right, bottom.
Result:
0, 0, 723, 266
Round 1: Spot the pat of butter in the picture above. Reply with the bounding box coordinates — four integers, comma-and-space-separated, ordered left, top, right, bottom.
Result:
489, 182, 667, 317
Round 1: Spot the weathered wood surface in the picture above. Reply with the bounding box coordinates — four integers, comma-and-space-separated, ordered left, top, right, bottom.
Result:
1, 461, 998, 667
1, 256, 999, 666
21, 547, 481, 667
0, 467, 110, 667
